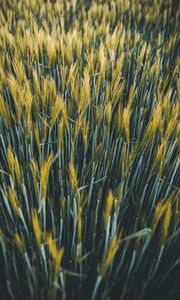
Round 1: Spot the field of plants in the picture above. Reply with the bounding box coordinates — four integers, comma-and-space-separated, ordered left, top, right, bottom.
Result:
0, 0, 179, 299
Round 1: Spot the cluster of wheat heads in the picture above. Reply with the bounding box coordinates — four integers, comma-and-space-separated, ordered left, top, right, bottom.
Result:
0, 0, 179, 299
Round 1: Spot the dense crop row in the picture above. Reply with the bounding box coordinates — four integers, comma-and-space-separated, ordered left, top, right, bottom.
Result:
0, 1, 179, 299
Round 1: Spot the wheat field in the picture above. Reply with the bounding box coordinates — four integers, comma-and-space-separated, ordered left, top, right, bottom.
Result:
0, 1, 179, 300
